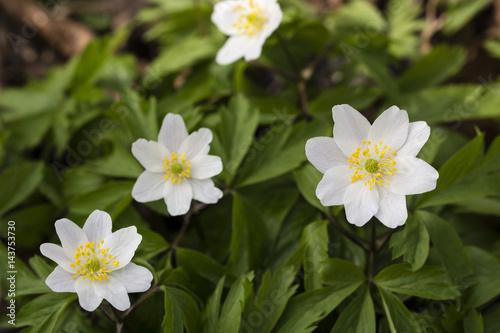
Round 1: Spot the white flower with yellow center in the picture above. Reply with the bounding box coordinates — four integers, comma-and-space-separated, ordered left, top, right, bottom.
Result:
131, 113, 223, 216
306, 105, 439, 228
212, 0, 283, 65
40, 210, 153, 312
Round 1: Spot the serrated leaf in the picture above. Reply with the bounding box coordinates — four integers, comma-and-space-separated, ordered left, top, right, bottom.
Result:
375, 264, 460, 300
464, 246, 500, 307
163, 287, 201, 333
0, 161, 44, 217
218, 272, 254, 333
331, 288, 375, 333
390, 214, 430, 271
399, 45, 466, 93
416, 210, 473, 280
202, 276, 225, 333
377, 286, 422, 333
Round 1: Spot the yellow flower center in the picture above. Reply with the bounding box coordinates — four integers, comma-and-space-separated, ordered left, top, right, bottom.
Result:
70, 239, 119, 281
232, 0, 267, 36
348, 140, 398, 190
163, 152, 191, 184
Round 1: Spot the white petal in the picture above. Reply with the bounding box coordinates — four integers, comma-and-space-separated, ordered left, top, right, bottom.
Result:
102, 227, 142, 270
45, 266, 76, 292
158, 114, 188, 153
55, 219, 89, 260
112, 263, 153, 293
387, 156, 439, 195
367, 106, 409, 152
131, 139, 170, 172
306, 137, 349, 173
190, 155, 223, 179
179, 128, 213, 160
260, 1, 283, 37
316, 165, 353, 206
332, 104, 371, 156
83, 210, 112, 244
216, 36, 248, 65
375, 189, 408, 228
396, 121, 430, 157
190, 178, 223, 204
164, 181, 193, 216
40, 243, 76, 273
243, 35, 266, 62
132, 171, 166, 203
94, 277, 130, 311
75, 278, 102, 312
343, 181, 379, 227
211, 1, 243, 36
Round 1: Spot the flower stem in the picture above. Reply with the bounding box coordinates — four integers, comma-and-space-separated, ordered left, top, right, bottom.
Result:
365, 221, 377, 282
275, 32, 312, 118
328, 216, 370, 251
122, 283, 162, 319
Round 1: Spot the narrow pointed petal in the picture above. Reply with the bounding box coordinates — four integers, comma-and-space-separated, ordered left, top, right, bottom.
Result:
306, 137, 348, 173
94, 277, 130, 311
316, 165, 353, 206
55, 219, 89, 260
190, 155, 223, 179
132, 139, 170, 172
368, 106, 409, 152
375, 189, 408, 228
40, 243, 76, 273
75, 278, 102, 312
343, 181, 379, 227
164, 181, 193, 216
102, 227, 142, 269
190, 178, 223, 204
45, 266, 77, 292
83, 210, 112, 244
158, 114, 188, 152
332, 104, 371, 156
396, 121, 430, 157
132, 171, 166, 203
388, 156, 439, 195
179, 128, 213, 160
112, 263, 153, 293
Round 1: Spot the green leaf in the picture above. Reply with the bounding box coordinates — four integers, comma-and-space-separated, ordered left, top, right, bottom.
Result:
0, 161, 44, 217
418, 134, 485, 208
320, 258, 365, 289
387, 0, 424, 58
443, 0, 491, 35
304, 220, 329, 291
293, 164, 328, 213
416, 210, 473, 279
202, 276, 225, 333
16, 293, 77, 333
389, 214, 430, 271
484, 306, 500, 333
163, 287, 201, 333
69, 181, 134, 219
218, 272, 254, 333
135, 227, 169, 260
331, 288, 375, 333
213, 94, 259, 184
119, 92, 159, 141
242, 265, 298, 333
464, 246, 500, 307
399, 45, 466, 93
85, 143, 143, 179
377, 286, 422, 333
375, 264, 460, 300
464, 309, 484, 333
143, 36, 218, 88
176, 248, 236, 285
236, 119, 328, 187
275, 282, 363, 333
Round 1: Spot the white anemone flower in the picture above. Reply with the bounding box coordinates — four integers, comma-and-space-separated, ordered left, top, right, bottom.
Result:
40, 210, 153, 312
131, 113, 223, 216
211, 0, 283, 65
306, 104, 439, 228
